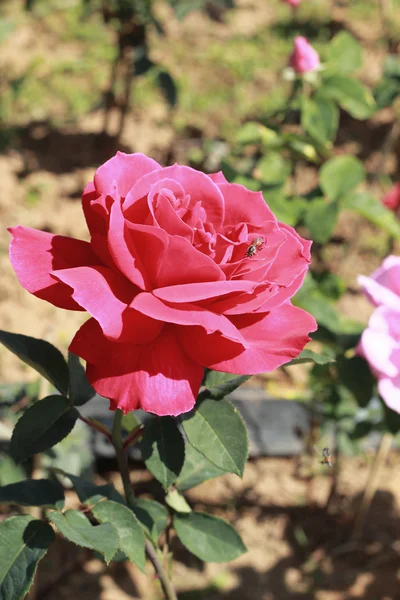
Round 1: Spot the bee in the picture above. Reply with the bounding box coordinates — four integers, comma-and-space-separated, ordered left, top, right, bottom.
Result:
245, 237, 263, 258
314, 446, 333, 468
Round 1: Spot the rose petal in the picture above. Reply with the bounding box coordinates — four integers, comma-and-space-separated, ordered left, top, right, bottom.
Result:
132, 293, 247, 345
219, 183, 277, 227
181, 303, 317, 373
124, 164, 225, 230
378, 377, 400, 414
53, 266, 137, 340
8, 226, 101, 310
94, 152, 161, 198
153, 280, 258, 303
70, 319, 203, 416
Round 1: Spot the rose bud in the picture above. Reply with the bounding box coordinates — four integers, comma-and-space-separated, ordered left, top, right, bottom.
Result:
289, 36, 320, 74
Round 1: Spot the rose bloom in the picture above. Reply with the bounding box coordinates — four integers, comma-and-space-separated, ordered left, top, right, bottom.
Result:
289, 36, 320, 74
358, 255, 400, 311
9, 152, 316, 416
283, 0, 301, 7
357, 306, 400, 414
357, 255, 400, 413
382, 183, 400, 212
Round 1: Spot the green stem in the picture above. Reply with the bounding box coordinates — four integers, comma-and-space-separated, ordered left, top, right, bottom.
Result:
111, 409, 178, 600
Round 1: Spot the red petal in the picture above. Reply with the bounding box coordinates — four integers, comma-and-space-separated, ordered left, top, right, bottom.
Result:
209, 304, 317, 373
124, 164, 225, 230
153, 280, 258, 303
94, 152, 161, 198
53, 266, 137, 340
8, 226, 100, 310
70, 320, 203, 416
219, 183, 277, 227
132, 293, 247, 345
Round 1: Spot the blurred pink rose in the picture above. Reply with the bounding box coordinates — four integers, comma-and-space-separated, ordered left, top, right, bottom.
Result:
357, 306, 400, 414
289, 37, 320, 74
283, 0, 301, 6
358, 255, 400, 311
382, 183, 400, 212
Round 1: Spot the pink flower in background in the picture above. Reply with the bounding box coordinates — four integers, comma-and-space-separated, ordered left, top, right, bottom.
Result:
357, 306, 400, 414
289, 37, 320, 74
9, 152, 316, 417
358, 255, 400, 413
283, 0, 301, 6
382, 183, 400, 212
358, 255, 400, 311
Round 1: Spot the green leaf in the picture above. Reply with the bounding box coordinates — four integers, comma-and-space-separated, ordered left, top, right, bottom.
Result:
68, 352, 95, 406
343, 192, 400, 239
320, 155, 365, 201
92, 501, 146, 571
173, 512, 246, 562
235, 122, 281, 148
327, 31, 362, 74
319, 75, 375, 119
301, 97, 339, 145
181, 398, 248, 477
0, 479, 64, 509
374, 78, 400, 110
253, 152, 291, 187
337, 356, 374, 408
0, 516, 54, 600
156, 70, 177, 108
285, 349, 335, 366
165, 489, 192, 513
10, 395, 78, 463
304, 198, 339, 243
203, 371, 250, 400
140, 417, 184, 489
47, 509, 119, 564
131, 498, 169, 542
176, 441, 226, 491
56, 471, 124, 506
263, 194, 307, 227
0, 330, 69, 395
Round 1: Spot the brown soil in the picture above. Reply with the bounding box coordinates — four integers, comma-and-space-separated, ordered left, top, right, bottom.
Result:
30, 455, 400, 600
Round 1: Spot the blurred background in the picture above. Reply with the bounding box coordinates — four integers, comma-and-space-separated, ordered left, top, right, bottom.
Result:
1, 0, 400, 598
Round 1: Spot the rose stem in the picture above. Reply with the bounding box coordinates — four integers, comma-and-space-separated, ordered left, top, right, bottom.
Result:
111, 409, 178, 600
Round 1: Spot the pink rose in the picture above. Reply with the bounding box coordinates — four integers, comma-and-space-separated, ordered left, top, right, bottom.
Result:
9, 152, 316, 416
358, 255, 400, 311
357, 306, 400, 414
283, 0, 301, 6
382, 183, 400, 212
289, 36, 320, 74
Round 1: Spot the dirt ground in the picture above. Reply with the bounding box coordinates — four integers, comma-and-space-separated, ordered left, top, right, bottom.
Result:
30, 455, 400, 600
1, 1, 400, 599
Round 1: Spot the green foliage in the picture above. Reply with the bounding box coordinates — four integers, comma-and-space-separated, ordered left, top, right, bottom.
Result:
0, 330, 69, 395
181, 398, 248, 477
165, 488, 192, 513
176, 441, 226, 491
301, 97, 339, 146
0, 479, 64, 509
0, 516, 54, 600
319, 74, 375, 119
374, 55, 400, 110
131, 498, 169, 543
319, 155, 365, 201
203, 371, 250, 400
286, 349, 335, 367
10, 395, 78, 463
57, 471, 124, 505
140, 417, 185, 489
68, 352, 95, 406
304, 198, 339, 243
92, 501, 146, 571
173, 512, 247, 562
47, 509, 119, 564
326, 31, 362, 74
343, 193, 400, 239
337, 356, 375, 408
